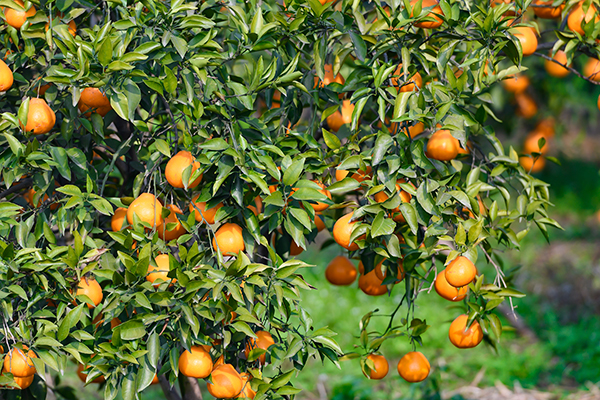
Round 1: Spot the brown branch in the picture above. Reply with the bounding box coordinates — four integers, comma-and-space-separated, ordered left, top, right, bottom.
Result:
497, 303, 538, 342
0, 178, 32, 200
93, 146, 129, 179
159, 375, 183, 400
534, 51, 600, 85
182, 377, 203, 400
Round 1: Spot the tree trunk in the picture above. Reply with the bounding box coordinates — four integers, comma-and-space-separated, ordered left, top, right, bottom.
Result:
182, 377, 203, 400
159, 375, 183, 400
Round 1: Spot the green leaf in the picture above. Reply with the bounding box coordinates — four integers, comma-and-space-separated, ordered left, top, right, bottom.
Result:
322, 128, 341, 150
98, 37, 113, 66
58, 304, 84, 341
371, 211, 395, 238
120, 320, 146, 341
282, 158, 305, 186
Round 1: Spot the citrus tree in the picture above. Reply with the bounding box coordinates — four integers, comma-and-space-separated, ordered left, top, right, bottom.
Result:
1, 0, 595, 397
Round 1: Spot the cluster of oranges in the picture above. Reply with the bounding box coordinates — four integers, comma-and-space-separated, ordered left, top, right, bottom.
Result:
1, 345, 38, 390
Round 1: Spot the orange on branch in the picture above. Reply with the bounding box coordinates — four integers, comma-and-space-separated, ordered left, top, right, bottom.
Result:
448, 314, 484, 348
157, 204, 186, 241
207, 364, 243, 399
325, 256, 358, 286
22, 98, 56, 135
13, 374, 34, 389
373, 179, 413, 222
410, 0, 444, 29
0, 59, 13, 92
365, 354, 389, 379
189, 196, 223, 224
544, 50, 570, 77
391, 64, 423, 92
335, 166, 372, 183
111, 207, 128, 231
244, 331, 275, 365
212, 223, 245, 256
333, 212, 364, 251
127, 193, 163, 228
583, 58, 600, 82
238, 373, 256, 399
533, 0, 564, 18
4, 0, 36, 29
165, 150, 203, 189
76, 278, 103, 309
78, 87, 112, 117
445, 256, 477, 287
146, 254, 174, 287
523, 131, 549, 155
567, 2, 599, 35
179, 345, 213, 378
520, 156, 545, 173
326, 100, 355, 132
358, 268, 387, 296
314, 63, 345, 88
426, 129, 460, 161
515, 92, 538, 119
397, 352, 430, 382
502, 74, 529, 93
435, 268, 468, 301
512, 26, 538, 57
3, 346, 37, 377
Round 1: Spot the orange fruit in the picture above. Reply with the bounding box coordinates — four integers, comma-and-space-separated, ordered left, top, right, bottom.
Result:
520, 156, 545, 173
445, 256, 476, 287
147, 254, 174, 287
45, 15, 76, 37
0, 59, 13, 92
373, 259, 405, 283
305, 181, 331, 212
358, 268, 387, 296
126, 193, 163, 228
391, 64, 423, 92
37, 83, 52, 96
411, 0, 444, 29
238, 373, 256, 399
78, 87, 112, 117
3, 346, 37, 377
248, 196, 263, 216
583, 58, 600, 82
157, 204, 186, 241
4, 0, 36, 29
333, 212, 364, 251
533, 0, 564, 18
515, 92, 537, 119
212, 223, 245, 256
373, 179, 412, 222
365, 354, 389, 379
111, 207, 128, 231
314, 213, 326, 232
189, 196, 223, 224
314, 64, 345, 88
76, 278, 103, 309
523, 131, 549, 154
448, 314, 484, 348
397, 352, 430, 382
434, 268, 468, 301
326, 100, 355, 132
207, 364, 243, 399
165, 150, 203, 189
544, 50, 570, 78
13, 374, 34, 389
535, 118, 555, 137
512, 26, 538, 57
335, 166, 372, 183
244, 331, 275, 365
502, 74, 529, 93
22, 98, 56, 135
110, 318, 121, 329
289, 239, 304, 256
179, 345, 213, 378
426, 129, 460, 161
567, 2, 599, 35
24, 187, 58, 210
77, 363, 105, 384
151, 375, 159, 385
325, 256, 358, 286
407, 121, 425, 137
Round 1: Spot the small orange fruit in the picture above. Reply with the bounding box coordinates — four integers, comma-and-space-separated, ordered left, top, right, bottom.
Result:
325, 256, 358, 286
544, 50, 570, 78
373, 179, 413, 222
314, 64, 345, 88
303, 181, 331, 212
523, 131, 549, 155
24, 187, 58, 210
3, 346, 37, 377
326, 100, 355, 132
212, 223, 245, 256
238, 373, 256, 399
207, 364, 243, 399
333, 212, 364, 251
165, 150, 203, 189
189, 196, 223, 224
519, 156, 545, 173
76, 278, 103, 309
22, 98, 56, 135
445, 256, 477, 287
127, 193, 163, 228
391, 64, 423, 92
247, 196, 263, 216
426, 129, 460, 161
512, 26, 538, 57
147, 254, 174, 287
289, 239, 304, 256
502, 74, 529, 93
157, 204, 186, 242
533, 0, 564, 18
314, 213, 326, 232
373, 259, 405, 283
434, 268, 468, 301
448, 314, 484, 348
111, 207, 128, 231
78, 87, 112, 117
583, 58, 600, 82
358, 268, 387, 296
335, 166, 372, 183
77, 363, 105, 384
37, 83, 52, 96
365, 354, 389, 379
411, 0, 444, 29
13, 374, 35, 389
179, 345, 213, 378
397, 352, 430, 382
244, 331, 275, 365
567, 2, 600, 35
0, 59, 14, 92
4, 0, 36, 29
515, 92, 538, 119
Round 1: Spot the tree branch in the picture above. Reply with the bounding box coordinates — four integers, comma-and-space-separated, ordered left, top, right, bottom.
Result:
159, 375, 183, 400
0, 178, 32, 200
182, 377, 203, 400
534, 51, 600, 85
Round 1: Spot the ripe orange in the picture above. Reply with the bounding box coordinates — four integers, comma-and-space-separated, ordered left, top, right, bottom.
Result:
147, 254, 174, 287
583, 58, 600, 82
37, 83, 52, 96
314, 63, 345, 88
373, 259, 405, 283
314, 213, 326, 232
189, 196, 223, 224
3, 346, 37, 377
523, 131, 549, 155
544, 50, 570, 78
77, 363, 105, 384
411, 0, 444, 29
179, 345, 213, 378
4, 0, 36, 29
13, 374, 34, 389
533, 0, 564, 18
326, 100, 354, 132
358, 268, 387, 296
300, 181, 331, 212
325, 256, 358, 286
289, 239, 304, 256
391, 64, 423, 92
157, 204, 186, 241
78, 87, 112, 117
365, 354, 389, 379
207, 364, 243, 399
520, 156, 545, 173
434, 268, 468, 301
448, 314, 484, 348
248, 196, 263, 216
111, 207, 128, 231
445, 256, 476, 287
335, 166, 372, 183
502, 74, 529, 93
333, 212, 364, 251
512, 26, 538, 57
127, 193, 163, 228
567, 2, 599, 35
238, 373, 256, 399
212, 223, 245, 256
373, 179, 412, 222
22, 98, 56, 135
515, 92, 537, 119
76, 277, 103, 309
244, 331, 275, 365
426, 129, 460, 161
165, 150, 203, 189
24, 187, 58, 210
397, 352, 430, 382
45, 14, 76, 37
0, 59, 13, 92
